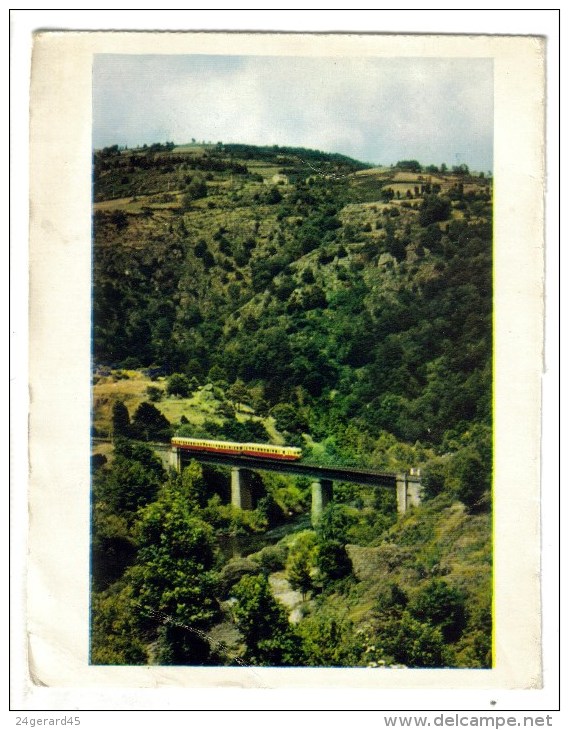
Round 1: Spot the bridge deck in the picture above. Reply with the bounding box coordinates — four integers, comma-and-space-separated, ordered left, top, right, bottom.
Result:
176, 449, 417, 488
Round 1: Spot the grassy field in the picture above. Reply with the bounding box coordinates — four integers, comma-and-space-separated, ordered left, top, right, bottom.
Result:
92, 369, 281, 442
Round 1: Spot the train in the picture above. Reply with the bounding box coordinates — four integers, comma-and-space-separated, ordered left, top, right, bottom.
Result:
171, 436, 302, 461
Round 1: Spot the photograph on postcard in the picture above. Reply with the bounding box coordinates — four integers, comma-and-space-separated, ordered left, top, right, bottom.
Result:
26, 31, 545, 692
89, 52, 494, 669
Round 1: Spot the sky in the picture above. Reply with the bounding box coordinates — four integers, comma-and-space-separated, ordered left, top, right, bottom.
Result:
93, 54, 493, 172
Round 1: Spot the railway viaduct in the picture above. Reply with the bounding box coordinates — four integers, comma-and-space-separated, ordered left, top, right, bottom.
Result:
168, 445, 422, 524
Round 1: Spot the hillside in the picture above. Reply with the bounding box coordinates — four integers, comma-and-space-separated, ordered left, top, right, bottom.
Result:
91, 142, 493, 668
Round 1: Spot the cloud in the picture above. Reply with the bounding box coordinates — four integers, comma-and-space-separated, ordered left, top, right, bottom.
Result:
93, 54, 493, 170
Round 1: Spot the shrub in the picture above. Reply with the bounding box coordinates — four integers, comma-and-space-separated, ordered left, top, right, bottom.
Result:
421, 458, 448, 500
409, 578, 467, 643
166, 373, 191, 398
146, 385, 163, 402
419, 195, 451, 227
447, 447, 491, 512
255, 543, 289, 572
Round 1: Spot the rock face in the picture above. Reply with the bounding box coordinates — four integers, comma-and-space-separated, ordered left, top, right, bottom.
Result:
268, 571, 305, 624
346, 544, 415, 582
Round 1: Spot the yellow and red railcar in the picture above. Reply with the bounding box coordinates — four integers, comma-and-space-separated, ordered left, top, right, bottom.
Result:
171, 437, 302, 461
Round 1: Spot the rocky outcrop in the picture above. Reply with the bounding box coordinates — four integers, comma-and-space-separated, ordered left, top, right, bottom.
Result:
346, 543, 416, 582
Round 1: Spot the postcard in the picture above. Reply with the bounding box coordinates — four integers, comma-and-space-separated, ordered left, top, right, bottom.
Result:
18, 27, 550, 711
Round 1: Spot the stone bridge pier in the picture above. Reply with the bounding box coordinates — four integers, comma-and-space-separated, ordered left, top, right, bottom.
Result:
311, 478, 333, 525
396, 473, 422, 513
170, 446, 182, 472
230, 467, 253, 510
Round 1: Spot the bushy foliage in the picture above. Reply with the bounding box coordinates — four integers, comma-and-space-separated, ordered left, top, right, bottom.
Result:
447, 447, 491, 512
409, 578, 467, 643
298, 610, 364, 666
419, 194, 451, 227
375, 610, 449, 667
396, 160, 422, 172
166, 373, 192, 398
286, 531, 318, 597
90, 581, 147, 664
315, 504, 354, 582
421, 457, 448, 500
271, 403, 307, 435
255, 542, 289, 573
146, 385, 163, 402
182, 177, 208, 208
93, 438, 165, 518
231, 574, 304, 665
131, 481, 220, 664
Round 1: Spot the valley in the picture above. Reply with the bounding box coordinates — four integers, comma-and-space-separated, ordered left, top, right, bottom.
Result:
91, 142, 492, 669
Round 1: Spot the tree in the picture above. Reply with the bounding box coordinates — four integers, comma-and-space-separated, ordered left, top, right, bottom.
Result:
376, 610, 449, 667
91, 582, 147, 665
130, 402, 172, 442
316, 540, 352, 581
286, 531, 317, 599
231, 574, 304, 666
396, 160, 422, 172
302, 615, 363, 665
166, 372, 191, 398
409, 578, 467, 643
265, 187, 283, 204
110, 210, 129, 231
131, 481, 220, 664
419, 195, 451, 227
301, 285, 327, 310
375, 582, 409, 615
315, 504, 354, 582
386, 234, 406, 262
94, 439, 165, 517
452, 163, 470, 177
288, 554, 312, 599
271, 403, 307, 435
91, 440, 166, 595
181, 460, 209, 509
227, 379, 250, 411
421, 458, 448, 500
91, 501, 137, 591
112, 401, 131, 439
447, 447, 490, 512
146, 385, 163, 402
256, 490, 284, 528
420, 223, 443, 252
182, 177, 207, 208
208, 364, 227, 383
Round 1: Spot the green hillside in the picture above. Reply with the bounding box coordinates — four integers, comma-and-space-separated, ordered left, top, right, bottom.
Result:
91, 142, 492, 669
